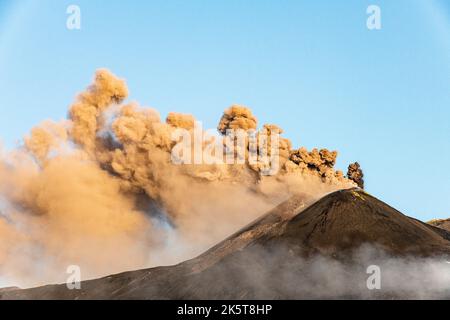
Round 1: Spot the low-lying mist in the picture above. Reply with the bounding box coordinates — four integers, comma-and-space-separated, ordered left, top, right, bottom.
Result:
188, 243, 450, 299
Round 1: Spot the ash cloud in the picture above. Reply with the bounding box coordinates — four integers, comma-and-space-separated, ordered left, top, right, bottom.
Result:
0, 69, 358, 287
347, 162, 364, 189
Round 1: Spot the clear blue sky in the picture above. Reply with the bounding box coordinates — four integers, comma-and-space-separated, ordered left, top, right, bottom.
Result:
0, 0, 448, 221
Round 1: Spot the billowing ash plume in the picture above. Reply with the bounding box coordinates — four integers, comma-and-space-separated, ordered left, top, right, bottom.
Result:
0, 69, 358, 287
217, 105, 257, 134
347, 162, 364, 189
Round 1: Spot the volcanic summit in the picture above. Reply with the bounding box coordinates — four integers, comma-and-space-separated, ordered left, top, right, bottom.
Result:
2, 188, 450, 300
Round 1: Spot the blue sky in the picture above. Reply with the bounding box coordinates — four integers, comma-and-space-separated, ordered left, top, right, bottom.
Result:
0, 0, 448, 221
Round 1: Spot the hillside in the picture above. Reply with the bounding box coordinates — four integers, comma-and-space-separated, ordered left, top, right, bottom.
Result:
2, 188, 450, 299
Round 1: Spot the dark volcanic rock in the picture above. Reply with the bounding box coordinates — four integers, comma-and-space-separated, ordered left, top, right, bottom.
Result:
2, 189, 450, 300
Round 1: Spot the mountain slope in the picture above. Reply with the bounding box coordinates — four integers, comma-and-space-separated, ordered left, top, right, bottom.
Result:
428, 218, 450, 232
2, 188, 450, 299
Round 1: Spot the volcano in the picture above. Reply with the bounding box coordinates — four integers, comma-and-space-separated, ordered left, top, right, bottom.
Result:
2, 188, 450, 299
